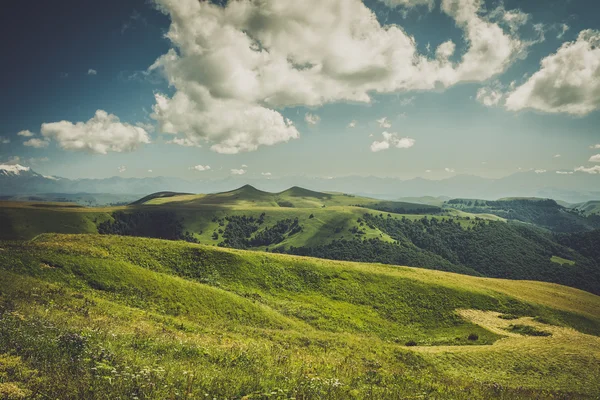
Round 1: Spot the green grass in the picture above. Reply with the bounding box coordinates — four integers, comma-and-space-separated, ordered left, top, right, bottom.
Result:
551, 255, 576, 266
0, 234, 599, 399
507, 324, 552, 337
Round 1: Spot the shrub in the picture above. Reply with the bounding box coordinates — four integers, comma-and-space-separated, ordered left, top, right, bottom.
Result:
405, 340, 417, 347
468, 333, 479, 341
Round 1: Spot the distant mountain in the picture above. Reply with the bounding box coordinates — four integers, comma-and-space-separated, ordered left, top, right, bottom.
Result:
1, 164, 599, 203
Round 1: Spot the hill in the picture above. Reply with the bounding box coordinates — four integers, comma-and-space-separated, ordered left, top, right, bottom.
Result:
445, 198, 600, 232
571, 200, 600, 216
0, 234, 599, 399
2, 188, 600, 295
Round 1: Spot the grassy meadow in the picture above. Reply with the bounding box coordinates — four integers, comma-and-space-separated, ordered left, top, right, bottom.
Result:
0, 234, 599, 399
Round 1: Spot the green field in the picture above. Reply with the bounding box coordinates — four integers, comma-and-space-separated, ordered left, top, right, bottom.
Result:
0, 187, 483, 249
0, 234, 599, 399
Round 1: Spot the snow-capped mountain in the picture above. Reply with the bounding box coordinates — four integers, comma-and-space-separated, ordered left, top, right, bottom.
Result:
0, 164, 39, 177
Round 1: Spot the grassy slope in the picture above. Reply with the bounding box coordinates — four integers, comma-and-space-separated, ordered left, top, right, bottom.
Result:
572, 200, 600, 216
1, 234, 599, 399
0, 188, 490, 247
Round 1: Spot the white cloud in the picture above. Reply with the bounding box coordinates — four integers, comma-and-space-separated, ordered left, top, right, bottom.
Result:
591, 144, 600, 149
370, 132, 415, 152
23, 138, 50, 148
425, 169, 432, 173
556, 171, 573, 175
506, 30, 600, 115
261, 172, 272, 176
0, 136, 10, 144
191, 165, 211, 172
118, 166, 127, 173
348, 120, 357, 128
589, 154, 600, 162
377, 117, 392, 129
476, 81, 506, 107
136, 122, 156, 133
167, 137, 201, 147
148, 169, 153, 173
241, 164, 248, 168
556, 23, 570, 39
41, 110, 151, 154
231, 168, 246, 175
534, 169, 547, 174
553, 154, 561, 158
88, 69, 98, 76
17, 130, 34, 137
151, 90, 299, 154
399, 96, 416, 106
445, 167, 455, 173
305, 113, 321, 126
379, 0, 434, 10
149, 0, 528, 153
575, 166, 600, 174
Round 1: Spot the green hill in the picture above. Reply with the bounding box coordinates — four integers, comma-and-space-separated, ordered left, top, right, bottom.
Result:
2, 189, 600, 296
571, 200, 600, 216
445, 198, 600, 232
1, 234, 599, 399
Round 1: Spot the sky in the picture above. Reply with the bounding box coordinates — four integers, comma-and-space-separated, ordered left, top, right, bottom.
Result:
1, 0, 599, 181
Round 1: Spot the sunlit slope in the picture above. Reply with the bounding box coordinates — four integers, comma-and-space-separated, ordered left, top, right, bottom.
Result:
0, 201, 115, 240
139, 185, 441, 211
1, 234, 599, 399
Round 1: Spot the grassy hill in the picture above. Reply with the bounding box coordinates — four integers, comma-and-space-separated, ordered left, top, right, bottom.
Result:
571, 200, 600, 216
445, 198, 600, 232
2, 188, 600, 296
1, 234, 599, 399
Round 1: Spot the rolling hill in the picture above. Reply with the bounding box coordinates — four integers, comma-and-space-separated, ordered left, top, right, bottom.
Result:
2, 186, 600, 295
445, 198, 600, 232
0, 234, 599, 399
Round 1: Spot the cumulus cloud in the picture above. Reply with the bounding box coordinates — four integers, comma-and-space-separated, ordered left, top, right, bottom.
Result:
17, 130, 34, 137
305, 113, 321, 126
262, 172, 272, 176
575, 166, 600, 174
590, 154, 600, 162
23, 138, 50, 148
0, 136, 10, 144
118, 166, 127, 173
554, 154, 561, 158
41, 110, 151, 154
476, 85, 504, 107
88, 69, 97, 75
591, 144, 600, 149
231, 168, 246, 175
151, 90, 299, 154
379, 0, 434, 10
370, 132, 415, 152
191, 165, 211, 171
136, 122, 155, 133
556, 171, 573, 175
348, 120, 357, 128
506, 30, 600, 115
167, 137, 201, 147
535, 169, 547, 174
377, 117, 392, 129
149, 0, 528, 154
445, 167, 455, 173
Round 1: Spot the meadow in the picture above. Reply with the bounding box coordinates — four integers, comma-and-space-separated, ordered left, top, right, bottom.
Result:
0, 234, 599, 399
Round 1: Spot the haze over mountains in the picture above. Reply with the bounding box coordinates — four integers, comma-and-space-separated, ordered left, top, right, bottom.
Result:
2, 164, 599, 204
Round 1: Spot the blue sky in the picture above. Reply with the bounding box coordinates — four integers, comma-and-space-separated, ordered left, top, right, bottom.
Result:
1, 0, 599, 180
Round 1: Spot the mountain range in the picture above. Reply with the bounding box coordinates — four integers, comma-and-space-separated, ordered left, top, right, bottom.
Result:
1, 164, 599, 204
